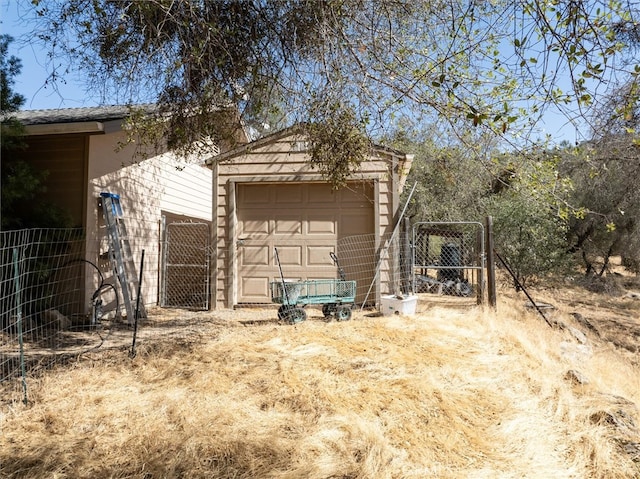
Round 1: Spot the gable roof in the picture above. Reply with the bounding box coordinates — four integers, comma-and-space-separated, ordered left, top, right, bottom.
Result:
209, 124, 412, 163
7, 105, 249, 144
10, 105, 152, 126
207, 124, 414, 191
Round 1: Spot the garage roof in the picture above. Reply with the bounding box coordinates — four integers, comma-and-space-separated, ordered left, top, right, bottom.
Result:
10, 105, 153, 126
208, 124, 414, 190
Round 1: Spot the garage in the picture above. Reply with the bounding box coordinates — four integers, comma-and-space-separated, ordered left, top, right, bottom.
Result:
235, 182, 374, 303
209, 125, 413, 309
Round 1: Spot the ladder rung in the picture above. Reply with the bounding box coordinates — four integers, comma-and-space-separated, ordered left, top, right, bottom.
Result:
101, 192, 146, 322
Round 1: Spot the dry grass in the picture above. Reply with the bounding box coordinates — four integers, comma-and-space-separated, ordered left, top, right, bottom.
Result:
1, 282, 640, 478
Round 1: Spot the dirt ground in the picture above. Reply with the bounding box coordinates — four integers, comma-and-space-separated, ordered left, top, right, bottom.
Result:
514, 275, 640, 367
3, 269, 639, 393
2, 267, 640, 478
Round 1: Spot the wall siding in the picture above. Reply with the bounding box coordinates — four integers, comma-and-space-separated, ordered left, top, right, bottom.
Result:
86, 130, 213, 312
16, 134, 88, 227
212, 134, 405, 308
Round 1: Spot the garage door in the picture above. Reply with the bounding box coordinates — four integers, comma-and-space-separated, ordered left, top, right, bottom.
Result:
236, 182, 374, 303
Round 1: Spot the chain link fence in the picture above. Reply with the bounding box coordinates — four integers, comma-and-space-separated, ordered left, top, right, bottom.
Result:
160, 220, 210, 310
412, 222, 485, 300
3, 221, 464, 404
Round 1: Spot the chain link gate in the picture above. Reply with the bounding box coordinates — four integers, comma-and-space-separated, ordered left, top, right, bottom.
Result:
160, 220, 210, 310
412, 222, 485, 302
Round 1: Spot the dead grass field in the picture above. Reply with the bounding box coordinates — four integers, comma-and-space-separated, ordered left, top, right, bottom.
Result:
1, 275, 640, 478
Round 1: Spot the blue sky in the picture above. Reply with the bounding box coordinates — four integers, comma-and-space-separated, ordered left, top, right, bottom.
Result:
1, 1, 97, 109
1, 0, 584, 144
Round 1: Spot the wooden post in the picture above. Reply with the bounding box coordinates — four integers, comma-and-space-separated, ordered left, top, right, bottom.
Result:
476, 225, 484, 305
485, 216, 497, 308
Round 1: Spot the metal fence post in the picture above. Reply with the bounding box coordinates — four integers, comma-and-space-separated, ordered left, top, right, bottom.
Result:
13, 247, 28, 404
402, 218, 412, 294
476, 225, 485, 305
485, 216, 497, 308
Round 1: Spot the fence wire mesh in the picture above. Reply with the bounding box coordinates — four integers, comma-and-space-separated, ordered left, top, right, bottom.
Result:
160, 221, 210, 310
1, 225, 162, 404
1, 229, 95, 403
412, 221, 485, 299
2, 224, 417, 404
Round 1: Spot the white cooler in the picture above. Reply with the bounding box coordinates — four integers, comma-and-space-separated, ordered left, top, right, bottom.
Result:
380, 295, 418, 316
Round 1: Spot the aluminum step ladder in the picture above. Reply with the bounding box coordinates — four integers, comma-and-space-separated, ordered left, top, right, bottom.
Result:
100, 192, 146, 323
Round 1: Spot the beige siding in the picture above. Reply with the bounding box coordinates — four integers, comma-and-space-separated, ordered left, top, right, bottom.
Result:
17, 134, 88, 227
85, 130, 213, 312
161, 165, 212, 219
87, 131, 212, 220
212, 133, 406, 308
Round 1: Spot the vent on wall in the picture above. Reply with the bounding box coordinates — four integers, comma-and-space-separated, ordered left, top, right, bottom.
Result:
291, 140, 309, 152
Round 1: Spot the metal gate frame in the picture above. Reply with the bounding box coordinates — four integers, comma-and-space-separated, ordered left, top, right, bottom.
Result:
160, 219, 210, 310
412, 221, 485, 302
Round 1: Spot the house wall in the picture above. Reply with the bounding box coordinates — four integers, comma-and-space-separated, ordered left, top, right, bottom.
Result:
14, 133, 88, 228
212, 132, 405, 309
85, 128, 214, 315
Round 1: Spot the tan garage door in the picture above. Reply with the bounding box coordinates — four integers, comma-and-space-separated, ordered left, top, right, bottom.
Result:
236, 182, 374, 303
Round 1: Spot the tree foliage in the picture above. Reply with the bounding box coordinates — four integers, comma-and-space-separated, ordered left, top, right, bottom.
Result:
303, 99, 371, 189
553, 63, 640, 277
562, 138, 640, 276
393, 122, 576, 287
590, 79, 640, 140
481, 150, 573, 288
1, 35, 71, 229
390, 125, 495, 222
0, 34, 26, 149
482, 178, 572, 289
19, 0, 639, 184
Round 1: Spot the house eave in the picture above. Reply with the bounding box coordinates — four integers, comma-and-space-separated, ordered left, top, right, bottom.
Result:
24, 121, 106, 136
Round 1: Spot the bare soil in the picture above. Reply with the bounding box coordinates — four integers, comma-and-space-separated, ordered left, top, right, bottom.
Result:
1, 270, 639, 478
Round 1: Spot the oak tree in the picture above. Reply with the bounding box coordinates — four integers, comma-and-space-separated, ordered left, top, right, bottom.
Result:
15, 0, 640, 185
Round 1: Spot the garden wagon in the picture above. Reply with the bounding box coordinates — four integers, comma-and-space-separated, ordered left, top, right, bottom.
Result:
270, 249, 356, 323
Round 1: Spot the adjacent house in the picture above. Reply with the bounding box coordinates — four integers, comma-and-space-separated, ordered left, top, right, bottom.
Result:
6, 107, 412, 317
10, 106, 245, 318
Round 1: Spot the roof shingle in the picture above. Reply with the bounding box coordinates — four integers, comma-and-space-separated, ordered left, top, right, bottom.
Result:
8, 105, 154, 126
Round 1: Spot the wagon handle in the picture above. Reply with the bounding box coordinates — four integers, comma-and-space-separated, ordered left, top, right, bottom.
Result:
274, 247, 290, 306
330, 251, 346, 281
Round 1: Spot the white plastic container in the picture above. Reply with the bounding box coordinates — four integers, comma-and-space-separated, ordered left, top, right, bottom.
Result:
380, 295, 418, 316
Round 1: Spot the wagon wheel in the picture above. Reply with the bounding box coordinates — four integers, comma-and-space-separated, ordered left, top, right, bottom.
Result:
335, 305, 352, 321
287, 307, 307, 324
277, 305, 289, 321
322, 303, 335, 318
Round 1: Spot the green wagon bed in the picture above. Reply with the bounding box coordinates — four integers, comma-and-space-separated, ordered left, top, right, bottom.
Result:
271, 247, 357, 324
270, 279, 356, 323
272, 248, 357, 323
